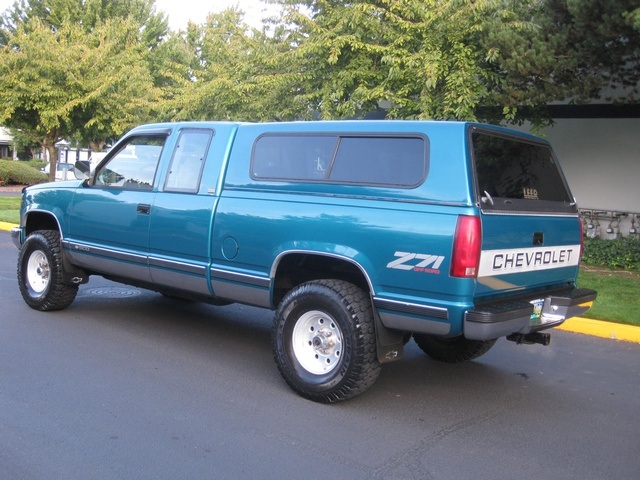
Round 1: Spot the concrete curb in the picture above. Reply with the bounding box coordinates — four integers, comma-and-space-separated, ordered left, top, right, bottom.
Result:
557, 317, 640, 344
0, 221, 17, 232
1, 223, 638, 344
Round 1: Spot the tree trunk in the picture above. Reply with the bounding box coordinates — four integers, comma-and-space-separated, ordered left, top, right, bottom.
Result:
42, 140, 58, 182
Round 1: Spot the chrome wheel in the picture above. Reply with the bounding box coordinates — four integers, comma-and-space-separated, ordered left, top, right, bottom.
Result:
26, 249, 50, 294
292, 310, 343, 375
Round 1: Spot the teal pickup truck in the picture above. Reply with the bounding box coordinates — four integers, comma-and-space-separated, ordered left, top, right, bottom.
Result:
12, 121, 596, 402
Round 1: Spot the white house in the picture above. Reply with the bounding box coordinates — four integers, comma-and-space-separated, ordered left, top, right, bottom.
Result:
524, 104, 640, 239
0, 126, 14, 159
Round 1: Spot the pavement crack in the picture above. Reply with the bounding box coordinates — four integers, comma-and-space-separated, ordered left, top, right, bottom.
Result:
370, 409, 500, 480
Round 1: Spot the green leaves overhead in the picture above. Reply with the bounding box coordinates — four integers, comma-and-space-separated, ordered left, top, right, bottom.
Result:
1, 0, 638, 168
273, 0, 543, 120
165, 8, 309, 122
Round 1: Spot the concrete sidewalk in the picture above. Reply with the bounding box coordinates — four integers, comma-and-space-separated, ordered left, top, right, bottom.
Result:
1, 221, 638, 344
0, 185, 24, 197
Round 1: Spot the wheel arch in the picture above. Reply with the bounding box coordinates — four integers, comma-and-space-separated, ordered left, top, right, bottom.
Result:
270, 251, 405, 364
24, 209, 63, 237
270, 250, 375, 308
23, 210, 89, 284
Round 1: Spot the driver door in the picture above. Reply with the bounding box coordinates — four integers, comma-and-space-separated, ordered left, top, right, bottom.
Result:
65, 132, 169, 283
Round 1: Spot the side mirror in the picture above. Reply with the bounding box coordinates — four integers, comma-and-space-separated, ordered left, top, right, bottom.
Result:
74, 160, 90, 180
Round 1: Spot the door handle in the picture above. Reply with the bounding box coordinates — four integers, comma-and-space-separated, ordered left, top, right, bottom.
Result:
137, 204, 151, 215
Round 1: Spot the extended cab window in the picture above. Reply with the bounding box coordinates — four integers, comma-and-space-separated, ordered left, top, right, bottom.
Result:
164, 129, 213, 193
472, 131, 574, 212
94, 135, 165, 190
251, 134, 426, 187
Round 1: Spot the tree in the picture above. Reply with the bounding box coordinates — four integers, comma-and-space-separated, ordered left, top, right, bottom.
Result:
542, 0, 640, 102
0, 17, 159, 179
269, 0, 539, 121
1, 0, 168, 48
0, 0, 171, 142
0, 0, 169, 180
166, 8, 309, 122
271, 0, 639, 126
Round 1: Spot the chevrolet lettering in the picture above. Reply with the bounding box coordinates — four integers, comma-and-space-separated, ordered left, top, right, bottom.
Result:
11, 120, 597, 403
479, 245, 581, 276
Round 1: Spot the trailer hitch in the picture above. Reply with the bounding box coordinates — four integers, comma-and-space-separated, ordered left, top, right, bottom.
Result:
506, 332, 551, 346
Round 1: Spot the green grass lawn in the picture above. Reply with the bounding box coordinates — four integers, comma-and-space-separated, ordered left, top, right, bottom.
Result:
1, 195, 636, 327
0, 197, 20, 224
577, 267, 639, 326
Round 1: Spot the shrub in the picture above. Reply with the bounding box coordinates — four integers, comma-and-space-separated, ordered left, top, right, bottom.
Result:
0, 159, 48, 186
582, 237, 640, 271
23, 159, 48, 170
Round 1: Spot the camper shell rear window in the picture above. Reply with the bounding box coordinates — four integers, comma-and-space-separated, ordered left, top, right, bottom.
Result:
471, 129, 576, 213
251, 134, 428, 188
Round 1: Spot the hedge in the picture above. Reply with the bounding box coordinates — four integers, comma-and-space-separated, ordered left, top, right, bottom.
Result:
0, 159, 48, 186
582, 237, 640, 271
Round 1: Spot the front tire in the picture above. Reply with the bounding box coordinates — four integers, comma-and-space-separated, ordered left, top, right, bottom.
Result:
272, 280, 381, 403
17, 230, 78, 311
413, 333, 496, 363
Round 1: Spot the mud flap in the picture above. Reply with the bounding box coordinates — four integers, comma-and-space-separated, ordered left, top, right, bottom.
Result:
372, 300, 405, 364
61, 247, 89, 285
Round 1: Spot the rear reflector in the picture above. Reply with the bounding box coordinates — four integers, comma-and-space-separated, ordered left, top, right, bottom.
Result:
451, 215, 482, 278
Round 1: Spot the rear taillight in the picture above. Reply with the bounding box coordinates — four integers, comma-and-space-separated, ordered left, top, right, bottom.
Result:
451, 215, 482, 278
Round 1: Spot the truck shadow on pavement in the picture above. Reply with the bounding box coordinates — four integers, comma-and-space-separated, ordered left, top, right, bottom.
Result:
64, 282, 551, 412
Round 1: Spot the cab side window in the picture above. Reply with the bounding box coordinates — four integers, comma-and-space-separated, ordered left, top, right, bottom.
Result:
94, 135, 166, 190
164, 129, 213, 193
251, 134, 427, 188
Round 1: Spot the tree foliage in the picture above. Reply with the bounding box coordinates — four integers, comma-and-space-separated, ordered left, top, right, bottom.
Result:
274, 0, 519, 120
551, 0, 640, 102
0, 0, 638, 175
0, 0, 168, 47
0, 0, 166, 179
164, 8, 309, 122
0, 16, 159, 178
272, 0, 639, 125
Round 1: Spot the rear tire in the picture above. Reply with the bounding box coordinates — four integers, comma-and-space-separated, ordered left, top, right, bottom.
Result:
272, 280, 381, 403
413, 333, 496, 363
17, 230, 78, 311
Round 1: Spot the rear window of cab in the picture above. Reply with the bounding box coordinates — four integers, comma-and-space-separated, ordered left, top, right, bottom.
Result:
250, 134, 428, 188
471, 129, 575, 212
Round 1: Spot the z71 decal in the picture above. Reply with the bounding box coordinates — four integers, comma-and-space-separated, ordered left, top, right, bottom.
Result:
387, 252, 445, 274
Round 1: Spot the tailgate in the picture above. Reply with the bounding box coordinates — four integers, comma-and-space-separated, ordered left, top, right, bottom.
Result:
477, 213, 581, 299
470, 125, 582, 301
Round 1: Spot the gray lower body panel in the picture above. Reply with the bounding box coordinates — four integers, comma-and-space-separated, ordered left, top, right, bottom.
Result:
373, 298, 451, 335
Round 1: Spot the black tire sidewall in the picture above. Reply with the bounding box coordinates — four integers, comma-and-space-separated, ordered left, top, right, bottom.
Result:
413, 333, 497, 363
273, 279, 383, 402
276, 283, 355, 393
17, 230, 77, 311
18, 233, 54, 305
